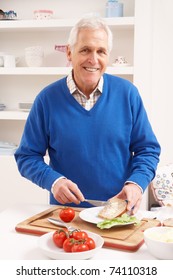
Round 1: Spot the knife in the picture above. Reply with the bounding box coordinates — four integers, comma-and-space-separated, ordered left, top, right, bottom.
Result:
84, 199, 109, 207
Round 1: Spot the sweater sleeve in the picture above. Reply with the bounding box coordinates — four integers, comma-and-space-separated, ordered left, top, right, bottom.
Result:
126, 85, 161, 190
14, 94, 63, 191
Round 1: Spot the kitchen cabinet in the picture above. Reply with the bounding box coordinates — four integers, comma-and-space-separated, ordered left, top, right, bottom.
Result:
0, 156, 48, 212
0, 0, 150, 210
0, 0, 135, 144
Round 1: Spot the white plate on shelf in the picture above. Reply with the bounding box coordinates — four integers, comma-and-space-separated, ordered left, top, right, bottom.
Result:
38, 230, 104, 260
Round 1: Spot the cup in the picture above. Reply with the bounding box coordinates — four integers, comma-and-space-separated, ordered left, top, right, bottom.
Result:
4, 55, 16, 68
113, 56, 129, 66
0, 52, 6, 67
25, 46, 44, 67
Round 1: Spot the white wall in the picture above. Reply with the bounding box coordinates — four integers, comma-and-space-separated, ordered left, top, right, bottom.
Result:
1, 0, 173, 210
134, 0, 173, 166
151, 0, 173, 166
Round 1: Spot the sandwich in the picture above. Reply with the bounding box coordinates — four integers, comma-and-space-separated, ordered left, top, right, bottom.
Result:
98, 197, 127, 220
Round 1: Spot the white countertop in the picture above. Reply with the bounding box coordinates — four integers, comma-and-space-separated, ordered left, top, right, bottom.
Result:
0, 203, 161, 260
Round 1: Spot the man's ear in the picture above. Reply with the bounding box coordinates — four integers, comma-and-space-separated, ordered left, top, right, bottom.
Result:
66, 45, 72, 62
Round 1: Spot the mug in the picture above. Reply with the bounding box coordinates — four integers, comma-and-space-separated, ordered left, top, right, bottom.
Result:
25, 46, 44, 67
4, 55, 16, 68
0, 52, 6, 67
113, 56, 129, 66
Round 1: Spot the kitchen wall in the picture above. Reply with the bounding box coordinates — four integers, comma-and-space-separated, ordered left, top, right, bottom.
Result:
1, 0, 173, 210
151, 0, 173, 165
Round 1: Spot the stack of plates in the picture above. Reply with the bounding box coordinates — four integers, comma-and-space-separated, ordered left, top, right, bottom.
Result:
0, 141, 18, 155
0, 104, 6, 111
19, 102, 33, 112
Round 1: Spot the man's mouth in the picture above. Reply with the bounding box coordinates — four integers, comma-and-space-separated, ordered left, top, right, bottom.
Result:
84, 67, 99, 72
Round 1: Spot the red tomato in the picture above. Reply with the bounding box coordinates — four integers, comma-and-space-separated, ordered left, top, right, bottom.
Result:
52, 229, 68, 248
59, 207, 75, 223
72, 230, 88, 240
63, 238, 76, 252
84, 237, 96, 250
71, 243, 89, 253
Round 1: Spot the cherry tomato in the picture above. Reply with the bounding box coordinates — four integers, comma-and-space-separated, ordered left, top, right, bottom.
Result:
52, 229, 68, 248
59, 207, 75, 223
72, 230, 88, 240
71, 243, 89, 253
84, 237, 96, 250
63, 238, 76, 252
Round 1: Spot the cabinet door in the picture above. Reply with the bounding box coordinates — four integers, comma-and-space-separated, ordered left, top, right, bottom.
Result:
0, 156, 48, 212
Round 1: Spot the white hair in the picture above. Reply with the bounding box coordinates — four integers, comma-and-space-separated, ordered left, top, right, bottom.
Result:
67, 15, 113, 53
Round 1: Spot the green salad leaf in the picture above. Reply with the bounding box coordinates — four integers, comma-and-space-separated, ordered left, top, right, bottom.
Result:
97, 213, 141, 229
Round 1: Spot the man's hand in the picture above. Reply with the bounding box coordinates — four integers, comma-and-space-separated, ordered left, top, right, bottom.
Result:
51, 178, 85, 205
113, 183, 143, 214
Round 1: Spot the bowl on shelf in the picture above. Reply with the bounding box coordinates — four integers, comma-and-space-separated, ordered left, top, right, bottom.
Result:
18, 102, 33, 112
144, 226, 173, 259
55, 45, 71, 66
112, 56, 130, 67
33, 10, 53, 20
0, 141, 18, 155
55, 45, 67, 53
25, 46, 44, 67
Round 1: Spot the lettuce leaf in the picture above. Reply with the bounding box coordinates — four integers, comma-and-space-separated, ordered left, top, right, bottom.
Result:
97, 213, 141, 229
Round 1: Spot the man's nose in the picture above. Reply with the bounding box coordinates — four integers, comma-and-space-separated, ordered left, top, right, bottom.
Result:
88, 52, 98, 64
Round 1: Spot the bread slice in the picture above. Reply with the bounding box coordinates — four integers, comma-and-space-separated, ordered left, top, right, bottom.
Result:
98, 197, 127, 220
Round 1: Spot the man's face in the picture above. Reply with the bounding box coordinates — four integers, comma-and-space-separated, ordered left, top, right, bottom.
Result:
67, 28, 109, 96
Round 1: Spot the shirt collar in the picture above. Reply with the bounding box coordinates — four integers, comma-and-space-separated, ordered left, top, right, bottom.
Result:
67, 70, 103, 95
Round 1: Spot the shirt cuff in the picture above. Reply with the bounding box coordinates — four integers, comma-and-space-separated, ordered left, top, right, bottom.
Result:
124, 181, 143, 193
51, 176, 66, 194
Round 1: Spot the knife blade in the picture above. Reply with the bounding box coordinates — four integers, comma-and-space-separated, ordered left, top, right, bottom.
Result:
84, 199, 109, 207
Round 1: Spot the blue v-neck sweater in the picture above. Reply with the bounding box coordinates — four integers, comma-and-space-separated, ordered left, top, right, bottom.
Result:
15, 74, 160, 207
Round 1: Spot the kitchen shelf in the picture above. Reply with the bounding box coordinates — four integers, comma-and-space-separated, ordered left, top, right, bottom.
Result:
0, 66, 134, 76
0, 17, 134, 31
0, 110, 29, 120
0, 1, 135, 138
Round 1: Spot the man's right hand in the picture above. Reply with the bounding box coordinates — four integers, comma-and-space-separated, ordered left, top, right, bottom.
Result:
51, 178, 85, 205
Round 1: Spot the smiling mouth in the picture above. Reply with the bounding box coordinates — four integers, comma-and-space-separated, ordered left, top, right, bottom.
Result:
84, 67, 99, 72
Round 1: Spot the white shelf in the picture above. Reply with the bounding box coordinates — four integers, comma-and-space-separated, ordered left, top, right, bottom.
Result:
107, 66, 134, 75
0, 66, 133, 76
0, 110, 29, 120
0, 6, 135, 124
0, 67, 72, 75
0, 17, 134, 31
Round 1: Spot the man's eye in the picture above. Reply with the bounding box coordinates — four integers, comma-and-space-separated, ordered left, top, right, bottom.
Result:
80, 49, 89, 53
98, 49, 107, 55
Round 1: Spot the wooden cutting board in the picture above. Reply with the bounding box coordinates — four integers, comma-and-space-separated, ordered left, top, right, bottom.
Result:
15, 205, 161, 252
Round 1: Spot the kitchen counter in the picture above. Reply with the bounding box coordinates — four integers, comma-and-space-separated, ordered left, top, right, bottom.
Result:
0, 203, 159, 260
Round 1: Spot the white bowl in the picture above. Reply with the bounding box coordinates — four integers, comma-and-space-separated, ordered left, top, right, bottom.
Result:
34, 10, 53, 20
25, 46, 44, 56
25, 55, 43, 67
38, 230, 104, 260
144, 226, 173, 259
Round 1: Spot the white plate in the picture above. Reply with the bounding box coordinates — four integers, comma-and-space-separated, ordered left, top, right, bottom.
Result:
79, 207, 105, 224
38, 230, 104, 260
79, 207, 141, 227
